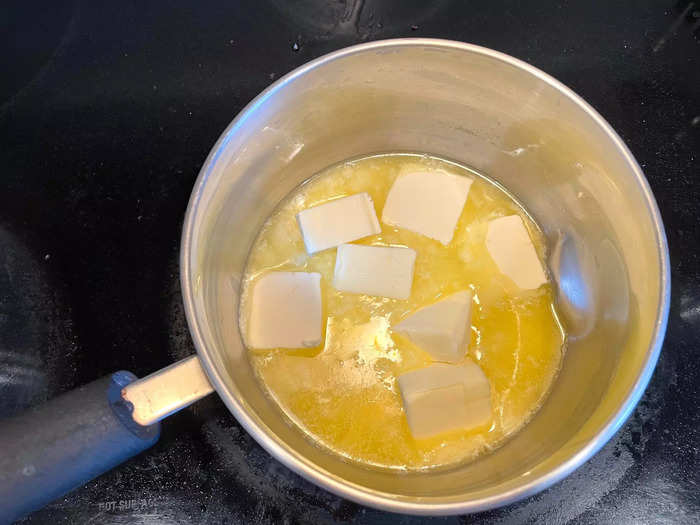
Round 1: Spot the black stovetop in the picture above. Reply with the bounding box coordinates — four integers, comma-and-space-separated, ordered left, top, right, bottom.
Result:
2, 1, 699, 523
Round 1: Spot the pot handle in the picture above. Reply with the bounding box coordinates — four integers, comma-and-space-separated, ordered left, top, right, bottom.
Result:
0, 355, 214, 522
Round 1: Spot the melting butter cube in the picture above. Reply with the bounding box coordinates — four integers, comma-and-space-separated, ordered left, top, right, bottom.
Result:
247, 272, 322, 349
381, 170, 473, 245
486, 215, 547, 290
393, 290, 472, 362
333, 244, 416, 299
297, 193, 381, 254
398, 362, 492, 439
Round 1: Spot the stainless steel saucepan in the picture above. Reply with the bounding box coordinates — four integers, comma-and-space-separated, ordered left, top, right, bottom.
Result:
0, 39, 670, 521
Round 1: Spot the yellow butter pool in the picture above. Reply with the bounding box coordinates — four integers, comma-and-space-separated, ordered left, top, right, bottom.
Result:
240, 153, 565, 471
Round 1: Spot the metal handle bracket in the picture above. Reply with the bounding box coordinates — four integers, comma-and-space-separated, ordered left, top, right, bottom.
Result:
121, 355, 215, 426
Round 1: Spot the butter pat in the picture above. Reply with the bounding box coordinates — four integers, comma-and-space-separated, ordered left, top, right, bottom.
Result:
382, 171, 473, 245
393, 290, 472, 362
333, 244, 416, 299
486, 215, 547, 290
247, 272, 322, 349
398, 362, 492, 439
297, 193, 381, 254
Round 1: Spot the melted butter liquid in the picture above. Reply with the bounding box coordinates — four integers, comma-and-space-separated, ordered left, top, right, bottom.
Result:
240, 153, 565, 471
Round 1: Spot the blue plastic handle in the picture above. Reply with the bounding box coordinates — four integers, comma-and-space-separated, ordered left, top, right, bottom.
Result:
0, 371, 160, 523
